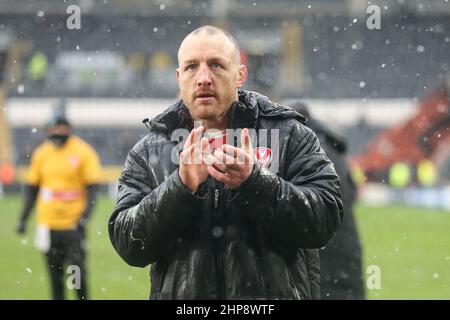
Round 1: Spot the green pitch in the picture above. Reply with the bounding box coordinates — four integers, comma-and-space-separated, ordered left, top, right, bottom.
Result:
0, 194, 449, 299
357, 203, 450, 299
0, 194, 149, 300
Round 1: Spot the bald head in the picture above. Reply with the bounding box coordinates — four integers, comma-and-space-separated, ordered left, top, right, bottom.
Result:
175, 25, 248, 130
178, 25, 241, 65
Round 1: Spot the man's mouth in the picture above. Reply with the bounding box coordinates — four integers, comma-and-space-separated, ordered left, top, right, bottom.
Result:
196, 93, 216, 100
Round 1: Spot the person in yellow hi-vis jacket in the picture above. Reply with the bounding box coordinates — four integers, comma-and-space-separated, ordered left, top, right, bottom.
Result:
16, 110, 102, 300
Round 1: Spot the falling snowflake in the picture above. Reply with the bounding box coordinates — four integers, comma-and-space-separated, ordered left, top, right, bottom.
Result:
17, 84, 24, 94
417, 45, 425, 53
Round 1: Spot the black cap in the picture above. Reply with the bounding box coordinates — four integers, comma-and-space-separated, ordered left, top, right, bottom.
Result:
47, 98, 70, 127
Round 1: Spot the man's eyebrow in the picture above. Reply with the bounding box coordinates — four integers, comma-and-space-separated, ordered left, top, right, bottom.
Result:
181, 59, 198, 66
181, 56, 231, 67
209, 57, 229, 64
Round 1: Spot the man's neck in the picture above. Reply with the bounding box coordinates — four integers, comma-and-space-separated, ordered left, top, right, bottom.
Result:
196, 110, 231, 131
202, 119, 229, 131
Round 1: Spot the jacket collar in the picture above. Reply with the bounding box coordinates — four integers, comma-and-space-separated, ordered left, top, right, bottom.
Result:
145, 90, 305, 133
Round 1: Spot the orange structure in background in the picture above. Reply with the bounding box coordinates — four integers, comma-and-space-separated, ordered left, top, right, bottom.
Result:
0, 162, 15, 184
350, 81, 450, 184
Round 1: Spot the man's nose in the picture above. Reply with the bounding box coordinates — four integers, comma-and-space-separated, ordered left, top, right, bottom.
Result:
196, 64, 212, 86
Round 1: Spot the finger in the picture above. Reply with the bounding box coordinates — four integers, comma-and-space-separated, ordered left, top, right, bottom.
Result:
201, 137, 210, 155
221, 144, 249, 165
180, 144, 195, 164
201, 137, 212, 165
241, 128, 253, 153
207, 165, 234, 183
183, 128, 194, 150
193, 126, 204, 150
209, 162, 230, 174
183, 128, 195, 150
209, 150, 241, 173
221, 144, 240, 158
190, 127, 204, 165
180, 144, 195, 158
204, 153, 216, 166
184, 126, 204, 151
213, 149, 237, 166
193, 148, 204, 165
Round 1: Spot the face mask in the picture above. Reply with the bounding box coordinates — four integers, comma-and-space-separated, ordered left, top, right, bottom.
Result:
48, 134, 69, 147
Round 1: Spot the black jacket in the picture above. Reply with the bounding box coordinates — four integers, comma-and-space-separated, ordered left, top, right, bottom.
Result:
108, 90, 343, 300
305, 118, 365, 299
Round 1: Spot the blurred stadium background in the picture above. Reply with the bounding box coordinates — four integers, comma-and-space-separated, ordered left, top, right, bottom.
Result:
0, 0, 449, 299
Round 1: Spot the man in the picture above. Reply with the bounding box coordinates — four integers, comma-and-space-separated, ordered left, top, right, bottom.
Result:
17, 109, 102, 300
109, 25, 343, 300
291, 102, 365, 300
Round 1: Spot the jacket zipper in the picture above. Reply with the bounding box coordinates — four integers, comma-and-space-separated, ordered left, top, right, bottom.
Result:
213, 186, 226, 299
214, 189, 219, 209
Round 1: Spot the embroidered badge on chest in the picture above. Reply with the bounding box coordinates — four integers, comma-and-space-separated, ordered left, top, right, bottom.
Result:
70, 155, 80, 167
254, 147, 272, 168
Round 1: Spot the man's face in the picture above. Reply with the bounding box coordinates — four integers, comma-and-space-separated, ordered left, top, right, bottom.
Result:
47, 124, 71, 147
47, 124, 71, 136
176, 32, 247, 123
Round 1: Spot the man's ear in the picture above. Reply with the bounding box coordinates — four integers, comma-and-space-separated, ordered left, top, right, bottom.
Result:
237, 64, 248, 88
176, 68, 180, 84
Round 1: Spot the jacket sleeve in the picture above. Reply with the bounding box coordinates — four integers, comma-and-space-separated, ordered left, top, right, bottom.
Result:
108, 145, 205, 267
234, 123, 343, 249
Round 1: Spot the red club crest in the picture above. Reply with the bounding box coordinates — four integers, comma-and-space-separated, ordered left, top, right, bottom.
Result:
254, 147, 272, 168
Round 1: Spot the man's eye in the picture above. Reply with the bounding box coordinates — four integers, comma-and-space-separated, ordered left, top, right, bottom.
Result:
211, 63, 222, 69
186, 64, 197, 71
